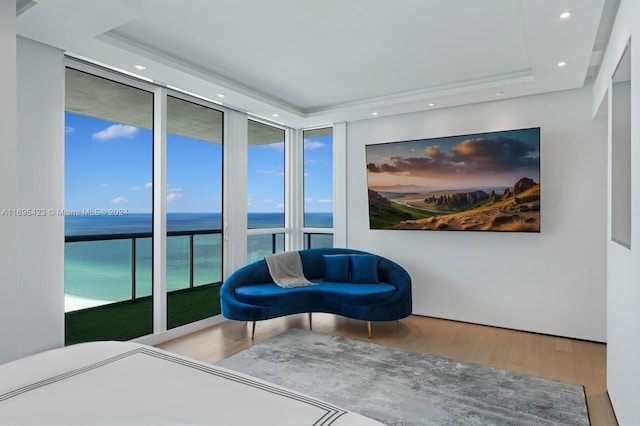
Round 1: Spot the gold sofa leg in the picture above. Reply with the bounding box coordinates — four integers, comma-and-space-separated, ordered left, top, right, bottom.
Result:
367, 321, 372, 339
308, 312, 313, 330
251, 321, 256, 341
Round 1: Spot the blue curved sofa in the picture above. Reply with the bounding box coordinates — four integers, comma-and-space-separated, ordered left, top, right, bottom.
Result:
220, 248, 412, 338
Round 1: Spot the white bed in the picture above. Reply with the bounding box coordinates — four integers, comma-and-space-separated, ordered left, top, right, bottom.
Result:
0, 341, 382, 425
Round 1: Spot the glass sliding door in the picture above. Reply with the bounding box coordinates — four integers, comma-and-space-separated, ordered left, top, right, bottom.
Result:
303, 127, 334, 248
166, 95, 223, 329
65, 64, 313, 341
247, 120, 286, 260
64, 67, 154, 345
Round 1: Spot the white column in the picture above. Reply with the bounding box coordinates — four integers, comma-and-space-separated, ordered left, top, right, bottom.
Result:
0, 0, 19, 363
287, 128, 304, 250
153, 88, 167, 333
332, 122, 348, 248
224, 111, 249, 276
16, 37, 65, 357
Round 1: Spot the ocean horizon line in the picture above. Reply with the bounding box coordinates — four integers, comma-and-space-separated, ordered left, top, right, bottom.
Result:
63, 211, 333, 215
65, 211, 333, 237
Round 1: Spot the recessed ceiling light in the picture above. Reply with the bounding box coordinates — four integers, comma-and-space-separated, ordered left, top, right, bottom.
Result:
272, 113, 279, 117
560, 12, 571, 19
428, 103, 435, 107
217, 93, 225, 98
558, 61, 567, 67
372, 112, 379, 116
496, 91, 504, 96
134, 64, 146, 70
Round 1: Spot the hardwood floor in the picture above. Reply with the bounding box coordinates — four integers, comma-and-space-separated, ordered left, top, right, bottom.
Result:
157, 314, 617, 425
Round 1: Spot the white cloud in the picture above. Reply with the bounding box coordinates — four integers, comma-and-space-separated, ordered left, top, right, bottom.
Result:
257, 168, 284, 177
276, 204, 285, 210
167, 192, 183, 202
92, 124, 138, 141
262, 199, 274, 204
304, 140, 325, 150
110, 196, 128, 204
99, 183, 109, 188
133, 182, 153, 191
65, 126, 75, 135
318, 199, 333, 204
305, 197, 314, 203
167, 188, 183, 202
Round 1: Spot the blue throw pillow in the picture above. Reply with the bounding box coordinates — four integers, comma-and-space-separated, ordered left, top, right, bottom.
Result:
323, 254, 350, 282
350, 254, 379, 283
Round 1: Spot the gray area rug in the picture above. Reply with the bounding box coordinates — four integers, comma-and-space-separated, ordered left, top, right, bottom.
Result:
217, 329, 589, 426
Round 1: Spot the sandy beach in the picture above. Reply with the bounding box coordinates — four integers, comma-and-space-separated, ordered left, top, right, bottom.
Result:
65, 295, 112, 313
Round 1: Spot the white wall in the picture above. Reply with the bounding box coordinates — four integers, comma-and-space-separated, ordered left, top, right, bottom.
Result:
594, 0, 640, 424
16, 37, 65, 357
347, 86, 607, 342
0, 5, 64, 367
0, 0, 20, 364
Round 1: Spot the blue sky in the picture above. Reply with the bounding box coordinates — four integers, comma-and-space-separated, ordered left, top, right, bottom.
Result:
304, 134, 334, 213
65, 112, 333, 214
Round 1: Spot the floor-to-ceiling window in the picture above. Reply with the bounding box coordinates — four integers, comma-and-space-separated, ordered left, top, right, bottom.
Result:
247, 120, 287, 262
64, 67, 154, 344
303, 127, 334, 248
166, 95, 224, 329
64, 64, 228, 343
64, 63, 334, 343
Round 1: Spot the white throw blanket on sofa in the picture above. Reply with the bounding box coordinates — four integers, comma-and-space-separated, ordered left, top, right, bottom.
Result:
265, 251, 316, 288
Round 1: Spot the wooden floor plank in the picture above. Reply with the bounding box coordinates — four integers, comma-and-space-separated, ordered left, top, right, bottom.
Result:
521, 333, 542, 376
157, 314, 617, 425
539, 334, 558, 379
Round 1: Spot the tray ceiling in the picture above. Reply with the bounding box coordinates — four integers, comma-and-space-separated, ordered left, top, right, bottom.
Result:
17, 0, 615, 127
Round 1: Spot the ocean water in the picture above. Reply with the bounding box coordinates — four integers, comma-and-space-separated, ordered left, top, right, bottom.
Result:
64, 212, 332, 311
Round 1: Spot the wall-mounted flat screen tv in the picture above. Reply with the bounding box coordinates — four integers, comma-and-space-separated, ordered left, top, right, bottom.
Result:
366, 127, 540, 232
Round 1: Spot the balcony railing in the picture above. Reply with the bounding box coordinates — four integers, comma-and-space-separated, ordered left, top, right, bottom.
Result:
65, 228, 223, 304
303, 232, 334, 249
66, 229, 334, 304
64, 228, 333, 344
65, 228, 224, 344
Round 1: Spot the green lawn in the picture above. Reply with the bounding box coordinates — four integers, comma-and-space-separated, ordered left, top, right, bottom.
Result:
65, 283, 222, 345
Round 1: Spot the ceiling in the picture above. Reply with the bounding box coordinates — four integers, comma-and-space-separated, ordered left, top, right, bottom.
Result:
17, 0, 617, 129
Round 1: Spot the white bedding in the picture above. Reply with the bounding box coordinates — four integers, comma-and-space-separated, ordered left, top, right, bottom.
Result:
0, 341, 382, 425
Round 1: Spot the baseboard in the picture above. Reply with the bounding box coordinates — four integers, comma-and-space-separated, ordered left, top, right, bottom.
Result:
132, 314, 227, 346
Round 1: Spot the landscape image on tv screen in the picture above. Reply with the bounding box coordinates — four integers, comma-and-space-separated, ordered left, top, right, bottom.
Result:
366, 127, 540, 232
